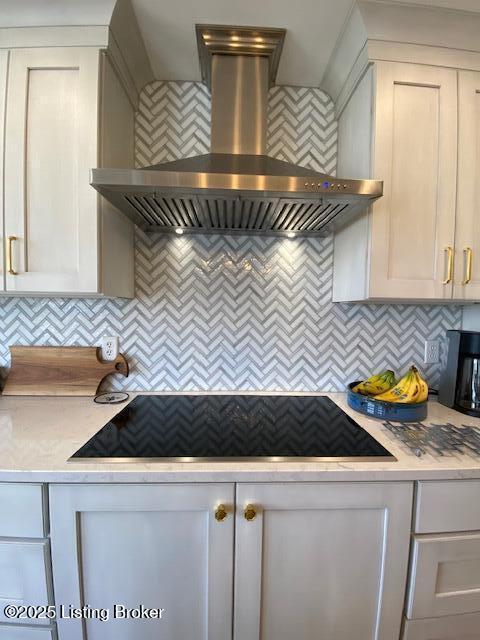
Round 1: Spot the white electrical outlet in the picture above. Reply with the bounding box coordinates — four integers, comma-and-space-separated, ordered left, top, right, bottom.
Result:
101, 336, 119, 361
424, 340, 440, 364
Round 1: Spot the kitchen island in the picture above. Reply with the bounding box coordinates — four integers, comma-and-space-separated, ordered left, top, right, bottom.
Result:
1, 392, 479, 640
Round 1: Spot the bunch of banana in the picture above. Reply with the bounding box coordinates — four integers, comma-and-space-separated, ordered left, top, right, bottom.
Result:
375, 366, 428, 404
352, 370, 397, 396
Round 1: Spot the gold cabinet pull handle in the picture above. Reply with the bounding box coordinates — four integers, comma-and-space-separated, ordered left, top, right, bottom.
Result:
462, 247, 473, 285
244, 504, 257, 521
7, 236, 18, 276
214, 504, 228, 522
442, 246, 453, 284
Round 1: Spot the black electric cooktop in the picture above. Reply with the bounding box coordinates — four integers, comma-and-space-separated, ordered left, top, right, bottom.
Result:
71, 395, 394, 462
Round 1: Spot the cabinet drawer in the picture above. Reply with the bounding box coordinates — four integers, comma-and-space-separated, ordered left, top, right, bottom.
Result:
0, 484, 46, 538
0, 625, 55, 640
403, 612, 480, 639
407, 532, 480, 619
415, 481, 480, 533
0, 541, 52, 625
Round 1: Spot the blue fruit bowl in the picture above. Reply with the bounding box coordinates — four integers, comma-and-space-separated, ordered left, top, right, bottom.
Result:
347, 381, 428, 422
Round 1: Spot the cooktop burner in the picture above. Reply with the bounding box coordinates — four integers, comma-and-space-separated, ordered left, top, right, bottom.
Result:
71, 395, 395, 462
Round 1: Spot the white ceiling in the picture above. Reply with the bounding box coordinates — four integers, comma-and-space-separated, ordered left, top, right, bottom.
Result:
2, 0, 480, 86
130, 0, 354, 86
129, 0, 480, 86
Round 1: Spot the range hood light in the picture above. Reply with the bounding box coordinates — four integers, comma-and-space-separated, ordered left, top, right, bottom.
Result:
287, 232, 296, 239
175, 228, 184, 235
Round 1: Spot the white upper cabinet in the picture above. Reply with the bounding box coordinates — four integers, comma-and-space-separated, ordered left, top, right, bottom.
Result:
0, 50, 7, 289
329, 3, 480, 303
0, 5, 153, 298
370, 63, 458, 301
4, 48, 100, 294
333, 61, 461, 302
0, 44, 136, 297
454, 71, 480, 301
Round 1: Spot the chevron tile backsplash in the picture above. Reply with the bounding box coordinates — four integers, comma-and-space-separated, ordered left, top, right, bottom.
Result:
0, 81, 462, 391
135, 82, 337, 174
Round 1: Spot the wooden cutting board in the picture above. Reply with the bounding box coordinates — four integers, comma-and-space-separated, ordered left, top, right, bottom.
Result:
2, 346, 129, 396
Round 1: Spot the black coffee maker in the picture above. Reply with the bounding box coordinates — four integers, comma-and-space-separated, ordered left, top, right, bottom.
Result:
439, 330, 480, 417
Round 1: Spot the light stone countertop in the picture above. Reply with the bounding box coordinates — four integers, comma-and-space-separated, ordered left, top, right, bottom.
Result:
1, 391, 480, 483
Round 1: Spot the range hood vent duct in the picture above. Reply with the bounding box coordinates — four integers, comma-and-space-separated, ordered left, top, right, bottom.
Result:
91, 25, 383, 236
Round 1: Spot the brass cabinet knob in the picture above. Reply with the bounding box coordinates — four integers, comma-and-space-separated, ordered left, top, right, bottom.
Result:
244, 504, 257, 521
215, 504, 228, 522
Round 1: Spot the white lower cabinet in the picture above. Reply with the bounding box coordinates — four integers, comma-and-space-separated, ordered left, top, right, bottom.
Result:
402, 612, 480, 640
49, 484, 235, 640
0, 483, 46, 538
415, 480, 480, 534
49, 482, 413, 640
0, 625, 56, 640
405, 480, 480, 638
0, 541, 52, 625
234, 482, 413, 640
407, 532, 480, 618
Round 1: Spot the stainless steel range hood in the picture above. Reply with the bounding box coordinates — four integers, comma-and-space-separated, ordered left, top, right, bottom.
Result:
91, 25, 383, 236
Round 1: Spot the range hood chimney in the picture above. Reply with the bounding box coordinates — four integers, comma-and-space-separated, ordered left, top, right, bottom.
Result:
210, 54, 268, 155
197, 24, 284, 156
90, 25, 383, 236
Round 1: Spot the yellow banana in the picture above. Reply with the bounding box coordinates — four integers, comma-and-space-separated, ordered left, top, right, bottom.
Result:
353, 370, 396, 396
375, 366, 428, 404
374, 371, 412, 402
404, 367, 428, 403
375, 368, 415, 403
415, 371, 429, 403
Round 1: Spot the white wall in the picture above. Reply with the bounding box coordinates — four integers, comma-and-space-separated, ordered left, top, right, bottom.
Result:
462, 305, 480, 330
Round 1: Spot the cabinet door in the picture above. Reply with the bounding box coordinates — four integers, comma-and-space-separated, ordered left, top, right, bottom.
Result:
415, 480, 480, 534
370, 63, 457, 300
4, 48, 99, 294
0, 540, 52, 625
407, 532, 480, 619
49, 484, 234, 640
0, 50, 7, 292
0, 625, 56, 640
0, 483, 47, 538
454, 71, 480, 300
234, 482, 413, 640
403, 612, 480, 640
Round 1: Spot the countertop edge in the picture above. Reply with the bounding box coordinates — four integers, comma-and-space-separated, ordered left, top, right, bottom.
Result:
2, 467, 480, 483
